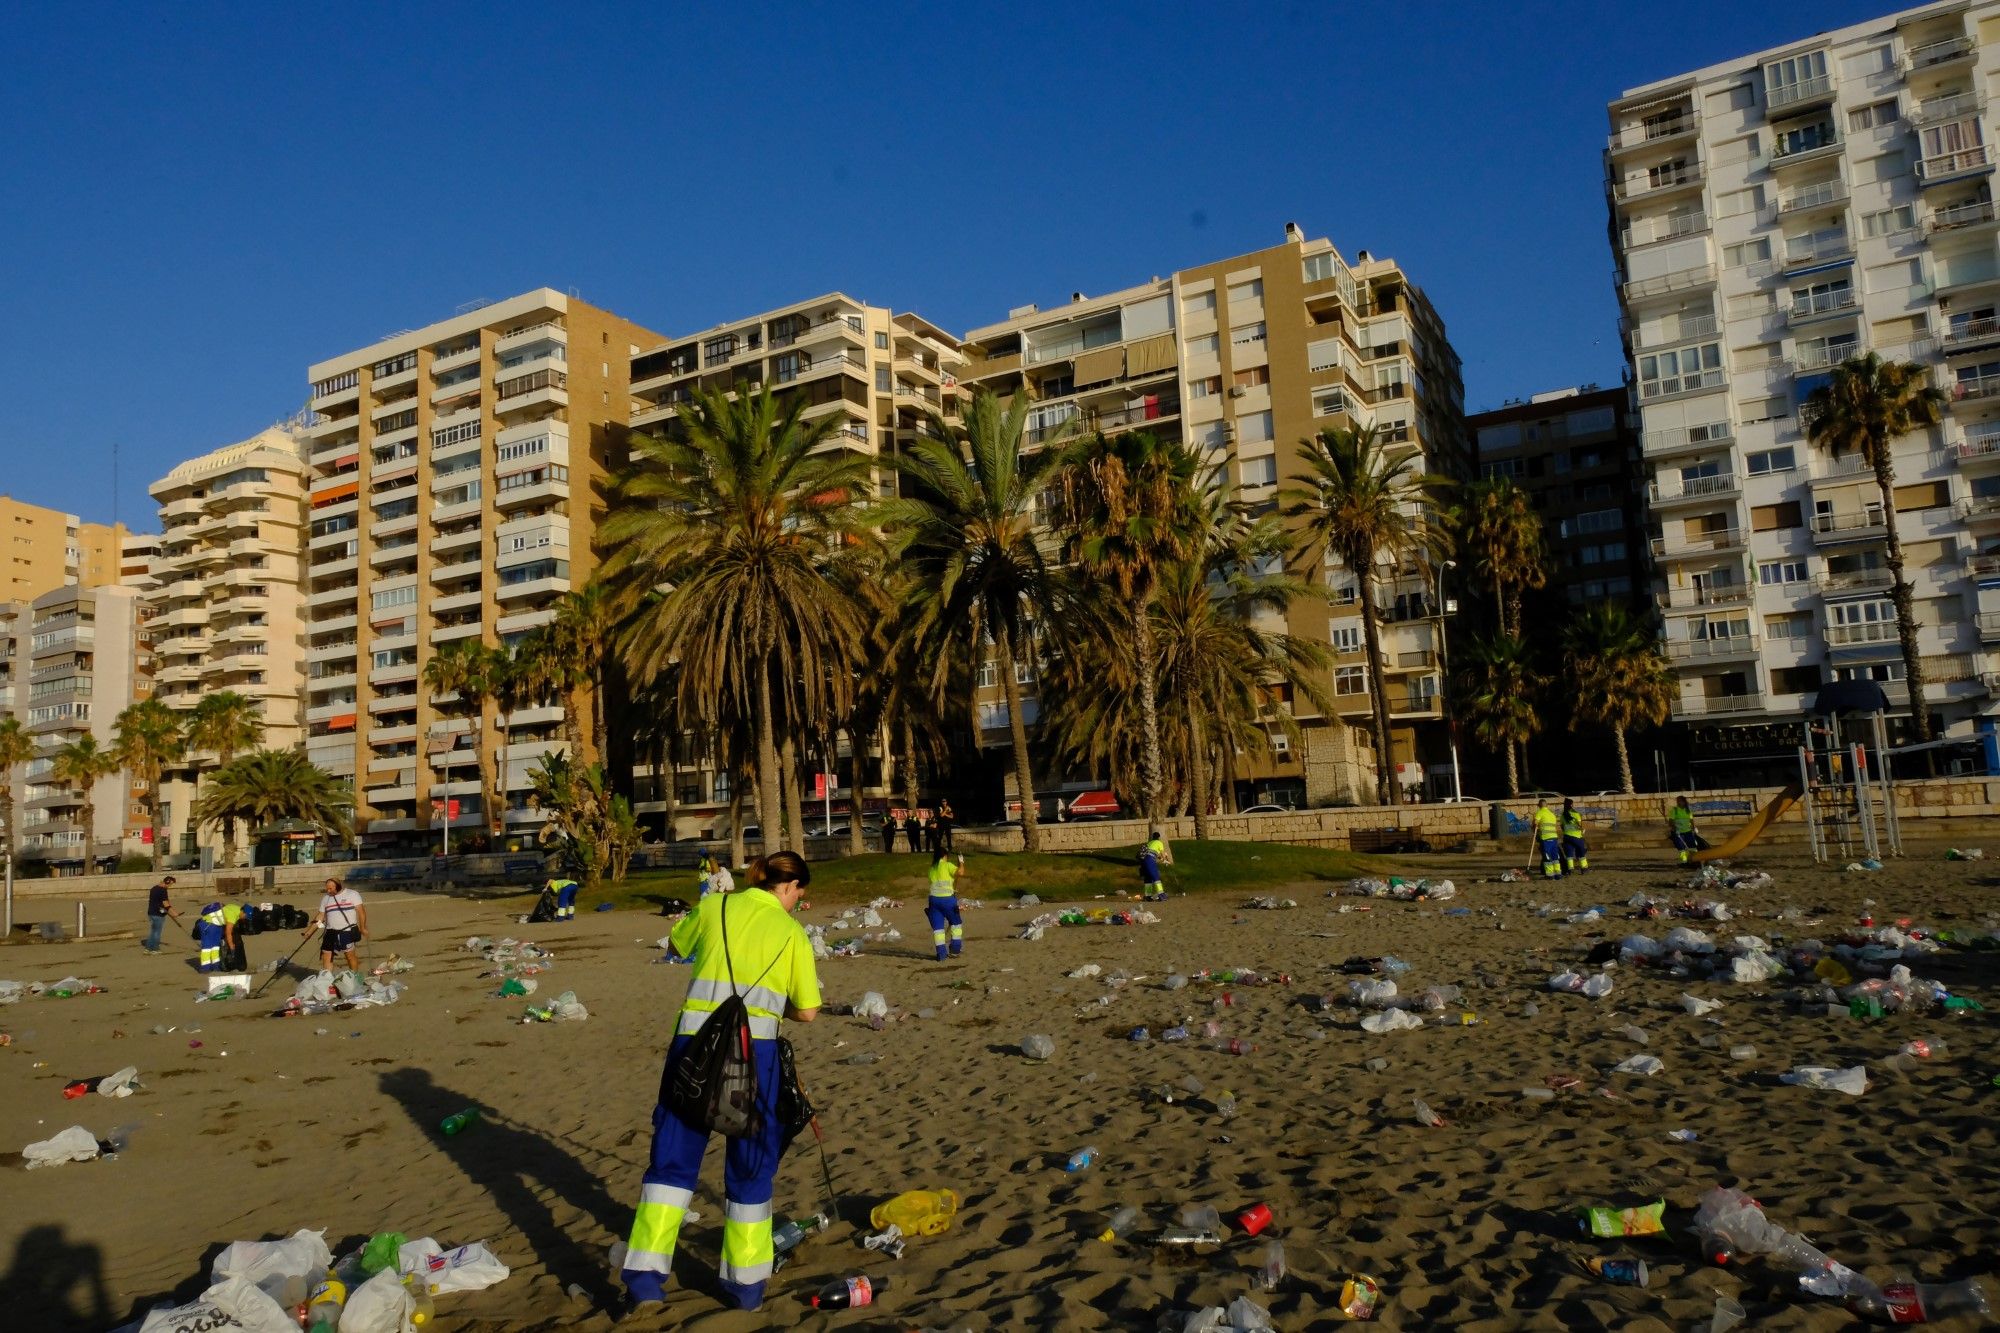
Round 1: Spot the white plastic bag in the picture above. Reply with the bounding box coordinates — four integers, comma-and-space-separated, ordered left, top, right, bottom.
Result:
1348, 979, 1398, 1006
0, 980, 23, 1004
339, 1267, 415, 1333
23, 1125, 100, 1168
549, 990, 588, 1022
1612, 1054, 1664, 1077
138, 1276, 299, 1333
853, 991, 889, 1019
1359, 1008, 1424, 1033
1782, 1065, 1869, 1096
294, 970, 337, 1005
1681, 993, 1723, 1016
99, 1065, 141, 1097
401, 1238, 510, 1294
1581, 974, 1613, 998
210, 1228, 332, 1298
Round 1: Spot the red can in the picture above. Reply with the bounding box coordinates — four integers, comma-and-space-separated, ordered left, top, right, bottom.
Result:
62, 1081, 90, 1100
1236, 1203, 1273, 1236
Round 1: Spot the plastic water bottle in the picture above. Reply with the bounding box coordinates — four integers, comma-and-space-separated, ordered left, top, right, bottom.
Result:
403, 1276, 436, 1327
1215, 1089, 1237, 1119
1256, 1238, 1286, 1290
1098, 1205, 1140, 1242
305, 1278, 346, 1333
1065, 1145, 1099, 1172
1847, 1277, 1990, 1323
440, 1108, 480, 1136
812, 1274, 891, 1309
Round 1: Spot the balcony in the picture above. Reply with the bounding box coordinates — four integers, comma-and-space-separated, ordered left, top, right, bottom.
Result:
1769, 128, 1843, 172
1929, 199, 1999, 235
1909, 90, 1986, 130
1623, 262, 1717, 301
1825, 620, 1900, 649
432, 588, 483, 614
1608, 113, 1697, 154
1657, 583, 1754, 612
1942, 317, 2000, 356
1675, 692, 1766, 718
1632, 314, 1717, 350
1813, 568, 1894, 597
1812, 510, 1888, 543
1643, 424, 1734, 459
1966, 551, 2000, 579
369, 662, 419, 688
1612, 162, 1704, 202
430, 556, 483, 585
1765, 73, 1834, 114
1666, 633, 1761, 662
1953, 426, 2000, 466
495, 574, 568, 603
1917, 145, 1994, 187
1782, 233, 1853, 270
1619, 211, 1709, 249
1785, 289, 1857, 325
1950, 371, 2000, 408
1648, 472, 1739, 506
1901, 35, 1974, 76
498, 319, 566, 350
493, 475, 570, 510
1791, 340, 1864, 374
1980, 611, 2000, 644
1777, 180, 1849, 219
1956, 494, 2000, 525
1651, 527, 1745, 559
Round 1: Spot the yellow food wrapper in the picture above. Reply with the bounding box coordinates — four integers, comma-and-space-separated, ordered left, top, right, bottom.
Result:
1579, 1199, 1666, 1237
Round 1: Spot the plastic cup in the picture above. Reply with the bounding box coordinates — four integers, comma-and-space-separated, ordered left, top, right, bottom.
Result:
1236, 1203, 1273, 1236
1710, 1296, 1746, 1333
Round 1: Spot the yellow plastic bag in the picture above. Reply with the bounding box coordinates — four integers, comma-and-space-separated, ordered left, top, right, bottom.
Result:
1814, 957, 1852, 986
869, 1188, 959, 1237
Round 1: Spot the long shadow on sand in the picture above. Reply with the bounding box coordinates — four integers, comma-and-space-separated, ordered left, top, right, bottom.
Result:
378, 1066, 638, 1293
3, 1224, 112, 1332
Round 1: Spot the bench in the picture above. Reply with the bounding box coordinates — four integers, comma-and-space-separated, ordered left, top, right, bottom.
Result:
1349, 827, 1432, 855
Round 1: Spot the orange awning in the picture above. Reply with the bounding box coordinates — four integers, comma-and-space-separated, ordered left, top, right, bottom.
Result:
326, 713, 356, 731
312, 482, 359, 506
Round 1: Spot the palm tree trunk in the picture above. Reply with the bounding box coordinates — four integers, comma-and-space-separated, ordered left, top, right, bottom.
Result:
1131, 604, 1166, 826
148, 771, 163, 873
1358, 569, 1400, 805
898, 712, 919, 812
81, 799, 98, 875
995, 624, 1042, 852
754, 658, 782, 856
656, 732, 675, 843
1875, 457, 1933, 744
728, 784, 746, 869
1493, 568, 1506, 633
1187, 703, 1211, 840
1221, 741, 1239, 813
0, 783, 12, 866
471, 709, 493, 855
781, 737, 805, 851
1503, 738, 1520, 799
1614, 724, 1634, 794
846, 728, 867, 858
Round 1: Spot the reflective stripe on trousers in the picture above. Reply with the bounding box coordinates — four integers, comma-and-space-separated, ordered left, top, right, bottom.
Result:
1540, 838, 1563, 877
622, 1034, 784, 1310
925, 898, 963, 959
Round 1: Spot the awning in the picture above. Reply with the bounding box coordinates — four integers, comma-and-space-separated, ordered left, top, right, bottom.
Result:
312, 482, 359, 506
326, 713, 356, 731
1126, 333, 1176, 377
1073, 345, 1125, 387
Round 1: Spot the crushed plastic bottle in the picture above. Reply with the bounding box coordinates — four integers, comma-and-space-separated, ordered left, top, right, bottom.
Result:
1782, 1065, 1868, 1096
1255, 1239, 1287, 1292
1065, 1145, 1099, 1172
1412, 1097, 1445, 1128
1846, 1277, 1991, 1324
1215, 1089, 1237, 1119
1098, 1205, 1141, 1242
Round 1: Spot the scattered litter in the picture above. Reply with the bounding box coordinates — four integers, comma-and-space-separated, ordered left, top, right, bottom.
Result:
1781, 1065, 1868, 1096
1242, 896, 1297, 910
1666, 1129, 1699, 1143
1946, 848, 1985, 861
1338, 1275, 1382, 1320
1690, 1186, 1856, 1295
853, 992, 890, 1019
521, 990, 588, 1023
1583, 1257, 1651, 1287
1339, 876, 1455, 902
1580, 1200, 1665, 1237
1411, 1098, 1445, 1128
1020, 1034, 1055, 1061
22, 1125, 101, 1169
1359, 1009, 1423, 1034
1611, 1054, 1664, 1077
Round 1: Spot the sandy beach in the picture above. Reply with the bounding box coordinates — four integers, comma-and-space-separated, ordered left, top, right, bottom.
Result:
3, 846, 1997, 1331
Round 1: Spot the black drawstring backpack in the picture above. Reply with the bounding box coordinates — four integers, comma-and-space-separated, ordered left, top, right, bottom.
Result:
663, 895, 781, 1139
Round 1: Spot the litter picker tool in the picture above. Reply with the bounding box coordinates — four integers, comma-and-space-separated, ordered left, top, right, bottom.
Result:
252, 930, 317, 999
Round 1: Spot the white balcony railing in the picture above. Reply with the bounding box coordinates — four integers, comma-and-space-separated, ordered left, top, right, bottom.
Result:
1649, 472, 1738, 503
1902, 35, 1974, 74
1766, 73, 1834, 111
1623, 263, 1717, 299
1908, 90, 1984, 127
1665, 633, 1761, 661
1620, 211, 1708, 248
1787, 289, 1858, 323
1778, 180, 1849, 216
1930, 199, 1998, 233
1917, 145, 1993, 184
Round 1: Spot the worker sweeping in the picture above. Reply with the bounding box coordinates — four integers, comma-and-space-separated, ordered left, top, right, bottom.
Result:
926, 848, 965, 962
194, 899, 241, 973
549, 875, 581, 922
1531, 796, 1563, 879
622, 851, 821, 1314
1669, 795, 1702, 864
1559, 798, 1589, 875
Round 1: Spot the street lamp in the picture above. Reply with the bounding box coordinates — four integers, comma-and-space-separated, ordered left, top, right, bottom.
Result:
1435, 558, 1462, 802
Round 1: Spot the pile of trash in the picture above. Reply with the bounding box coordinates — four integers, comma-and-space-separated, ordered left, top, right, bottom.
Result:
116, 1228, 510, 1333
1241, 896, 1297, 910
1686, 865, 1773, 893
1338, 876, 1456, 902
804, 924, 864, 959
273, 970, 404, 1017
12, 976, 106, 999
465, 936, 554, 969
1626, 892, 1736, 922
1018, 907, 1160, 940
521, 989, 588, 1023
64, 1066, 141, 1099
23, 1123, 134, 1168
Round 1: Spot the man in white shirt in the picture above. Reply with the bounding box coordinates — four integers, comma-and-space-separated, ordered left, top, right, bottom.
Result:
304, 877, 368, 971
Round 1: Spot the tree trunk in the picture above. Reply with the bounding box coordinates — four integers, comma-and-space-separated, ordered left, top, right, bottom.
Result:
995, 624, 1042, 852
899, 712, 919, 812
1614, 724, 1634, 794
1187, 702, 1211, 840
1503, 735, 1520, 799
728, 785, 746, 870
1131, 602, 1166, 827
754, 657, 782, 858
472, 707, 494, 855
781, 737, 804, 852
1221, 741, 1239, 813
656, 732, 676, 843
846, 728, 867, 858
591, 672, 607, 769
216, 749, 236, 868
1875, 453, 1933, 744
148, 772, 163, 873
81, 798, 98, 874
0, 781, 12, 867
1493, 568, 1506, 633
1357, 567, 1400, 805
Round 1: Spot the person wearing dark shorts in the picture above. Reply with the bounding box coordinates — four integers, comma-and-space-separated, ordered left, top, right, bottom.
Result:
145, 876, 182, 954
305, 877, 367, 971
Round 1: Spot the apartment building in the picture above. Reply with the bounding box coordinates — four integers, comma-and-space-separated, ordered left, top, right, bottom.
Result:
2, 584, 147, 870
121, 532, 162, 592
627, 296, 966, 833
302, 290, 663, 850
0, 497, 129, 604
144, 425, 310, 858
1471, 385, 1649, 608
960, 225, 1468, 807
1609, 0, 2000, 777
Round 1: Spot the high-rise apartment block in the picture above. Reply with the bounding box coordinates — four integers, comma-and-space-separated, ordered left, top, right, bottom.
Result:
144, 425, 310, 857
302, 290, 661, 850
1, 584, 147, 869
0, 496, 129, 604
1470, 385, 1649, 607
961, 226, 1467, 806
1609, 2, 2000, 775
627, 295, 965, 832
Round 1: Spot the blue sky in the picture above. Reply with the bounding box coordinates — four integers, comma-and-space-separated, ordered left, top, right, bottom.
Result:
0, 0, 1898, 527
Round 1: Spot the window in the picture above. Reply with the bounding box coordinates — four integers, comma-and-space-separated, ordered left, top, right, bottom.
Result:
1790, 277, 1852, 317
1894, 480, 1950, 511
496, 434, 551, 464
1742, 396, 1791, 424
1717, 186, 1763, 218
1240, 457, 1278, 488
1331, 625, 1361, 652
976, 660, 998, 690
1773, 117, 1838, 160
1732, 342, 1782, 372
1226, 278, 1264, 305
1751, 501, 1803, 531
1863, 204, 1917, 238
1848, 100, 1898, 132
875, 366, 891, 393
1187, 333, 1219, 358
1182, 290, 1216, 318
1648, 158, 1691, 187
1759, 559, 1808, 585
1189, 376, 1223, 399
1724, 238, 1772, 268
1231, 322, 1266, 345
1303, 253, 1339, 282
1334, 665, 1367, 695
1238, 410, 1274, 443
1314, 388, 1351, 417
1772, 665, 1823, 694
1840, 45, 1891, 80
1015, 660, 1035, 684
1706, 84, 1755, 115
1746, 446, 1796, 475
1638, 342, 1723, 397
1921, 117, 1984, 164
1764, 50, 1828, 101
1191, 420, 1227, 451
1765, 612, 1812, 640
1728, 289, 1779, 320
874, 332, 889, 349
370, 585, 418, 611
702, 335, 736, 367
1835, 661, 1903, 683
432, 419, 480, 449
1232, 365, 1270, 388
1569, 508, 1622, 536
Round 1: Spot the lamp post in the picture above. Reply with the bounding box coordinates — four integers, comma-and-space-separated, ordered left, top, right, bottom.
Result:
1435, 558, 1462, 802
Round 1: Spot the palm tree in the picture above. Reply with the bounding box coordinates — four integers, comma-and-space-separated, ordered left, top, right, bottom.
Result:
423, 639, 503, 849
1284, 425, 1451, 805
1805, 353, 1948, 742
1059, 429, 1207, 828
546, 580, 619, 759
1454, 633, 1543, 798
601, 385, 873, 851
1453, 478, 1548, 635
1562, 603, 1675, 793
0, 717, 32, 865
114, 699, 185, 872
185, 691, 265, 867
879, 390, 1072, 851
193, 749, 353, 851
50, 735, 121, 874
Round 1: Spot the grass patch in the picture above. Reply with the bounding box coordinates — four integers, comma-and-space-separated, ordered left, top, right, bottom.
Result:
586, 839, 1370, 914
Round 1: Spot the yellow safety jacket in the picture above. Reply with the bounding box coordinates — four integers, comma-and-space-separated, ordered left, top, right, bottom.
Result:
928, 861, 959, 899
1561, 811, 1584, 838
1532, 807, 1560, 840
1670, 807, 1695, 833
667, 887, 821, 1041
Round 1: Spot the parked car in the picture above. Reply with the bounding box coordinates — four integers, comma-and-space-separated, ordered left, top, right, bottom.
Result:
1240, 804, 1295, 815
